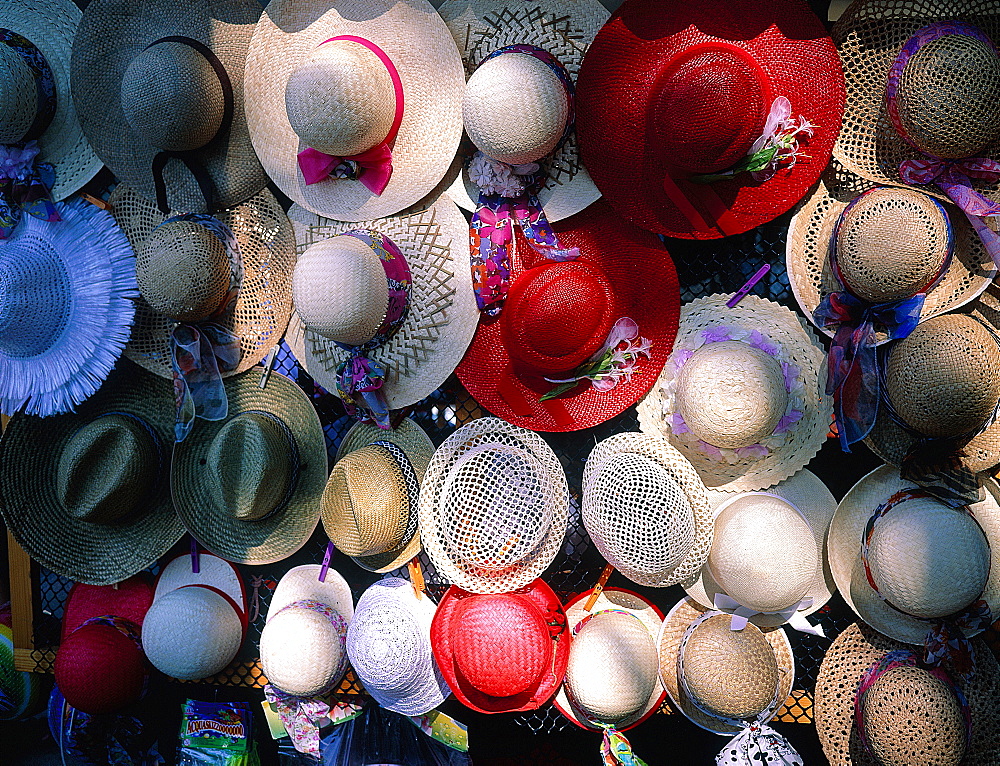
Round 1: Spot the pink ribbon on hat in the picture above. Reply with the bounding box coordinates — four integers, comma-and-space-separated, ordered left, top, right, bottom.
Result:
296, 36, 404, 196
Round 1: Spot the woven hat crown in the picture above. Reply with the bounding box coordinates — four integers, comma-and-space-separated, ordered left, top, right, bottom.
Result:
675, 341, 787, 449
347, 582, 425, 695
284, 40, 396, 157
0, 44, 38, 145
292, 235, 389, 346
120, 41, 225, 153
54, 622, 146, 714
463, 52, 569, 166
260, 606, 346, 697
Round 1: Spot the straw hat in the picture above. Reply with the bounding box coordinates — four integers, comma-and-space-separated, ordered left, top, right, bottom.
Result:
346, 577, 450, 716
828, 464, 1000, 646
438, 0, 608, 222
141, 552, 247, 681
418, 417, 569, 594
0, 361, 182, 586
574, 0, 845, 239
815, 622, 1000, 765
71, 0, 268, 213
430, 578, 569, 714
0, 608, 47, 722
110, 183, 295, 380
259, 565, 354, 698
684, 469, 837, 633
285, 194, 478, 413
552, 588, 665, 733
581, 432, 713, 588
170, 369, 327, 564
244, 0, 464, 222
638, 295, 830, 492
0, 199, 137, 417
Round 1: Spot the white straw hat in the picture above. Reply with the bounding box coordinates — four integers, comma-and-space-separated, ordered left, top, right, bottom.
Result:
581, 432, 714, 588
418, 417, 569, 594
346, 577, 450, 716
638, 294, 830, 491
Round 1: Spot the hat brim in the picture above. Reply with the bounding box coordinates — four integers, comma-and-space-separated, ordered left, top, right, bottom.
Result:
266, 564, 354, 623
61, 575, 155, 640
154, 551, 247, 617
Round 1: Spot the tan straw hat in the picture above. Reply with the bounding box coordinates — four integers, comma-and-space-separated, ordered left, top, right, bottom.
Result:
170, 369, 327, 564
71, 0, 269, 213
638, 294, 830, 492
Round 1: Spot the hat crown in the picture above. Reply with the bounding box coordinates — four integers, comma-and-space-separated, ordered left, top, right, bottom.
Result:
54, 622, 147, 714
676, 341, 787, 449
292, 235, 389, 346
260, 607, 346, 697
463, 52, 569, 166
120, 41, 225, 152
0, 234, 70, 358
0, 44, 37, 144
348, 582, 425, 693
285, 40, 396, 157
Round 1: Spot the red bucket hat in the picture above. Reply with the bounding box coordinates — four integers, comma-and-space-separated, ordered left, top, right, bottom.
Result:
456, 199, 678, 431
575, 0, 845, 240
54, 574, 153, 714
430, 578, 570, 714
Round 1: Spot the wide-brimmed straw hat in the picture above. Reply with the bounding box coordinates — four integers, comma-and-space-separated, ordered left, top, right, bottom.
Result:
347, 577, 451, 716
638, 294, 830, 492
171, 369, 327, 564
457, 199, 680, 432
71, 0, 269, 212
430, 578, 569, 714
0, 361, 182, 586
575, 0, 845, 239
141, 552, 247, 681
582, 432, 713, 588
418, 417, 569, 594
244, 0, 465, 222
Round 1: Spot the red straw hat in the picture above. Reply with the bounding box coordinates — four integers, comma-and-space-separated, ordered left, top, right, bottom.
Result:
430, 578, 570, 714
456, 199, 678, 431
54, 575, 153, 714
575, 0, 845, 239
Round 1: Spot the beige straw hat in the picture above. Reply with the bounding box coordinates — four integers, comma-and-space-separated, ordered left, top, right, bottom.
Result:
244, 0, 464, 222
581, 432, 714, 588
170, 369, 327, 564
110, 183, 295, 380
0, 0, 102, 200
683, 469, 837, 633
438, 0, 607, 222
322, 418, 435, 573
418, 417, 569, 594
285, 194, 478, 410
71, 0, 269, 213
638, 294, 830, 492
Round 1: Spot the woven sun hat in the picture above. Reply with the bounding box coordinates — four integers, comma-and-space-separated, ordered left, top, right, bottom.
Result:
815, 622, 1000, 766
683, 469, 837, 635
284, 194, 477, 428
574, 0, 845, 240
0, 361, 182, 586
346, 577, 450, 716
456, 199, 680, 432
53, 575, 154, 715
581, 432, 713, 588
141, 552, 247, 681
418, 417, 569, 594
70, 0, 268, 214
430, 577, 569, 714
171, 369, 326, 564
259, 564, 354, 698
638, 294, 830, 492
244, 0, 464, 223
323, 419, 435, 573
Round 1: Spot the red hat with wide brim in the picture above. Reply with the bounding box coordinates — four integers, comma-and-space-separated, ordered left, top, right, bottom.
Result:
575, 0, 845, 240
456, 199, 679, 431
430, 578, 570, 714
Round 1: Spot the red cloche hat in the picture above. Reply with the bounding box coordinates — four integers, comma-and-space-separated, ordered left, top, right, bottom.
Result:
575, 0, 845, 240
456, 199, 679, 431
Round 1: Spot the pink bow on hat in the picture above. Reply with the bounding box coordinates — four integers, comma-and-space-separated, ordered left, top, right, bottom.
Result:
297, 143, 394, 195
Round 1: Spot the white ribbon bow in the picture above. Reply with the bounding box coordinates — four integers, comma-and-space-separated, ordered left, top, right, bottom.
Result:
712, 593, 825, 637
717, 721, 804, 766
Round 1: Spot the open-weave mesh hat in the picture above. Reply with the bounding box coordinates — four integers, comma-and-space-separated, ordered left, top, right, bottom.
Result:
638, 294, 830, 492
418, 417, 569, 594
170, 369, 327, 564
71, 0, 268, 212
582, 432, 713, 588
110, 183, 295, 379
0, 361, 182, 586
